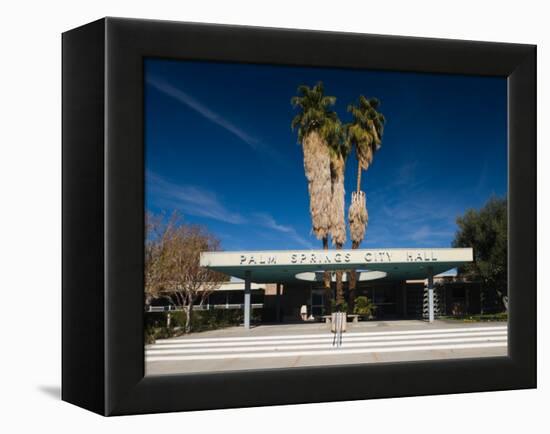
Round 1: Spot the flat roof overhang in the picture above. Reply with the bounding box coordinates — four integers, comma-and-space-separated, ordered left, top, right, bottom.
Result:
200, 248, 473, 283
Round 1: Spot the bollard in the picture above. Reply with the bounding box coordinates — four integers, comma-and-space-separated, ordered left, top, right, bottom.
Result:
331, 312, 347, 333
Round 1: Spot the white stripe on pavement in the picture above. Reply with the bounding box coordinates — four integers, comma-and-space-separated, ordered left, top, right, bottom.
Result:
149, 330, 506, 350
145, 342, 507, 362
153, 326, 507, 344
146, 335, 507, 355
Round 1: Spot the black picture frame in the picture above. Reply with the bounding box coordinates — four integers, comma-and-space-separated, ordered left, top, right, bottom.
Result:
62, 17, 536, 416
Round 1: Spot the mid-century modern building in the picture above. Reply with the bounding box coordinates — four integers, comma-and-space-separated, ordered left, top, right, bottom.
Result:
198, 247, 482, 329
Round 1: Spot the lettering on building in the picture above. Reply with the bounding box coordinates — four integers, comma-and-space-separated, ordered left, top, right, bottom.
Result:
406, 250, 438, 262
239, 250, 439, 266
289, 252, 352, 265
364, 251, 392, 263
239, 255, 277, 265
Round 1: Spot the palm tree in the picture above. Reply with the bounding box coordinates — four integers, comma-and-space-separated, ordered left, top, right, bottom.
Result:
328, 126, 349, 310
345, 96, 385, 309
291, 82, 341, 311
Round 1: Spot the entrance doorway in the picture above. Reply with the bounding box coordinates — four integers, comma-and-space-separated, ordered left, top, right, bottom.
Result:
310, 289, 325, 317
371, 286, 397, 317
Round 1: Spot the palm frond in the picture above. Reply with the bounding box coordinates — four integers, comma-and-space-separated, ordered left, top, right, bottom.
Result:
368, 97, 380, 109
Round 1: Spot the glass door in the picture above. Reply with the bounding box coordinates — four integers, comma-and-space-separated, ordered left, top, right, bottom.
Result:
310, 289, 325, 318
372, 286, 398, 317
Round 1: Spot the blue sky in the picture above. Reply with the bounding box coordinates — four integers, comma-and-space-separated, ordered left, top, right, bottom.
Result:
145, 58, 507, 251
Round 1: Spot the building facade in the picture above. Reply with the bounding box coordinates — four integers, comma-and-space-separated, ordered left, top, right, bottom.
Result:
195, 247, 499, 328
148, 276, 503, 326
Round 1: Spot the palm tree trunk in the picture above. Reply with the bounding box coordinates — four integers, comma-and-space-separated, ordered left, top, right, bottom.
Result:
349, 240, 359, 312
328, 153, 346, 312
335, 243, 344, 309
322, 236, 332, 314
356, 159, 362, 192
349, 161, 363, 312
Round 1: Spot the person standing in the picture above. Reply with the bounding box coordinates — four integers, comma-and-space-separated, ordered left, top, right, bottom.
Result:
300, 304, 308, 321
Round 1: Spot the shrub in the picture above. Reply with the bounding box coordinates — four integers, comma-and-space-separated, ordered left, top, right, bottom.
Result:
168, 310, 187, 328
331, 300, 348, 313
145, 311, 169, 328
145, 325, 176, 344
353, 296, 376, 317
144, 308, 263, 341
145, 325, 156, 345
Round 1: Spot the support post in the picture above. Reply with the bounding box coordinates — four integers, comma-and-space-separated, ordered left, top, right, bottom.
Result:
402, 281, 407, 317
428, 268, 434, 323
244, 270, 251, 329
275, 283, 281, 323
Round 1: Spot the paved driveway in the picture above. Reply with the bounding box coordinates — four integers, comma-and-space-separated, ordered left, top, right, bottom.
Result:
145, 320, 508, 376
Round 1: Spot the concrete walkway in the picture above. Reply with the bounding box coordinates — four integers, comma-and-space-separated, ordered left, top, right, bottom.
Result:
145, 320, 507, 376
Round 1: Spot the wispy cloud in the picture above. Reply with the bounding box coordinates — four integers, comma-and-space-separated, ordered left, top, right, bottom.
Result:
252, 212, 315, 249
147, 171, 247, 224
147, 76, 286, 164
147, 76, 257, 146
364, 161, 461, 247
395, 160, 419, 186
147, 172, 314, 248
371, 197, 459, 247
367, 160, 427, 199
381, 200, 458, 226
408, 225, 455, 242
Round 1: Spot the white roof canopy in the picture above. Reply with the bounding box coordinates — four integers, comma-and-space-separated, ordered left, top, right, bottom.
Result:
201, 248, 473, 283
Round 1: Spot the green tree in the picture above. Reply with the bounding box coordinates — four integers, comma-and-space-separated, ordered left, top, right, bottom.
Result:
452, 197, 508, 312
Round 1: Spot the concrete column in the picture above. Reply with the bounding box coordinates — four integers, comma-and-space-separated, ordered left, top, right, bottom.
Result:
244, 270, 251, 329
427, 268, 434, 323
402, 282, 407, 317
275, 283, 281, 323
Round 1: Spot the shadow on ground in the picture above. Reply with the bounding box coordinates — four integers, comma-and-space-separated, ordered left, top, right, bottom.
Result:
38, 385, 61, 400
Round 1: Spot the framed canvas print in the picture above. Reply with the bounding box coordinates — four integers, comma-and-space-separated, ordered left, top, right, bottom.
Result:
62, 17, 536, 416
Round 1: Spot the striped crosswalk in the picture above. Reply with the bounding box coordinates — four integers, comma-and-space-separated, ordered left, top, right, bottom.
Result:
145, 325, 507, 363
